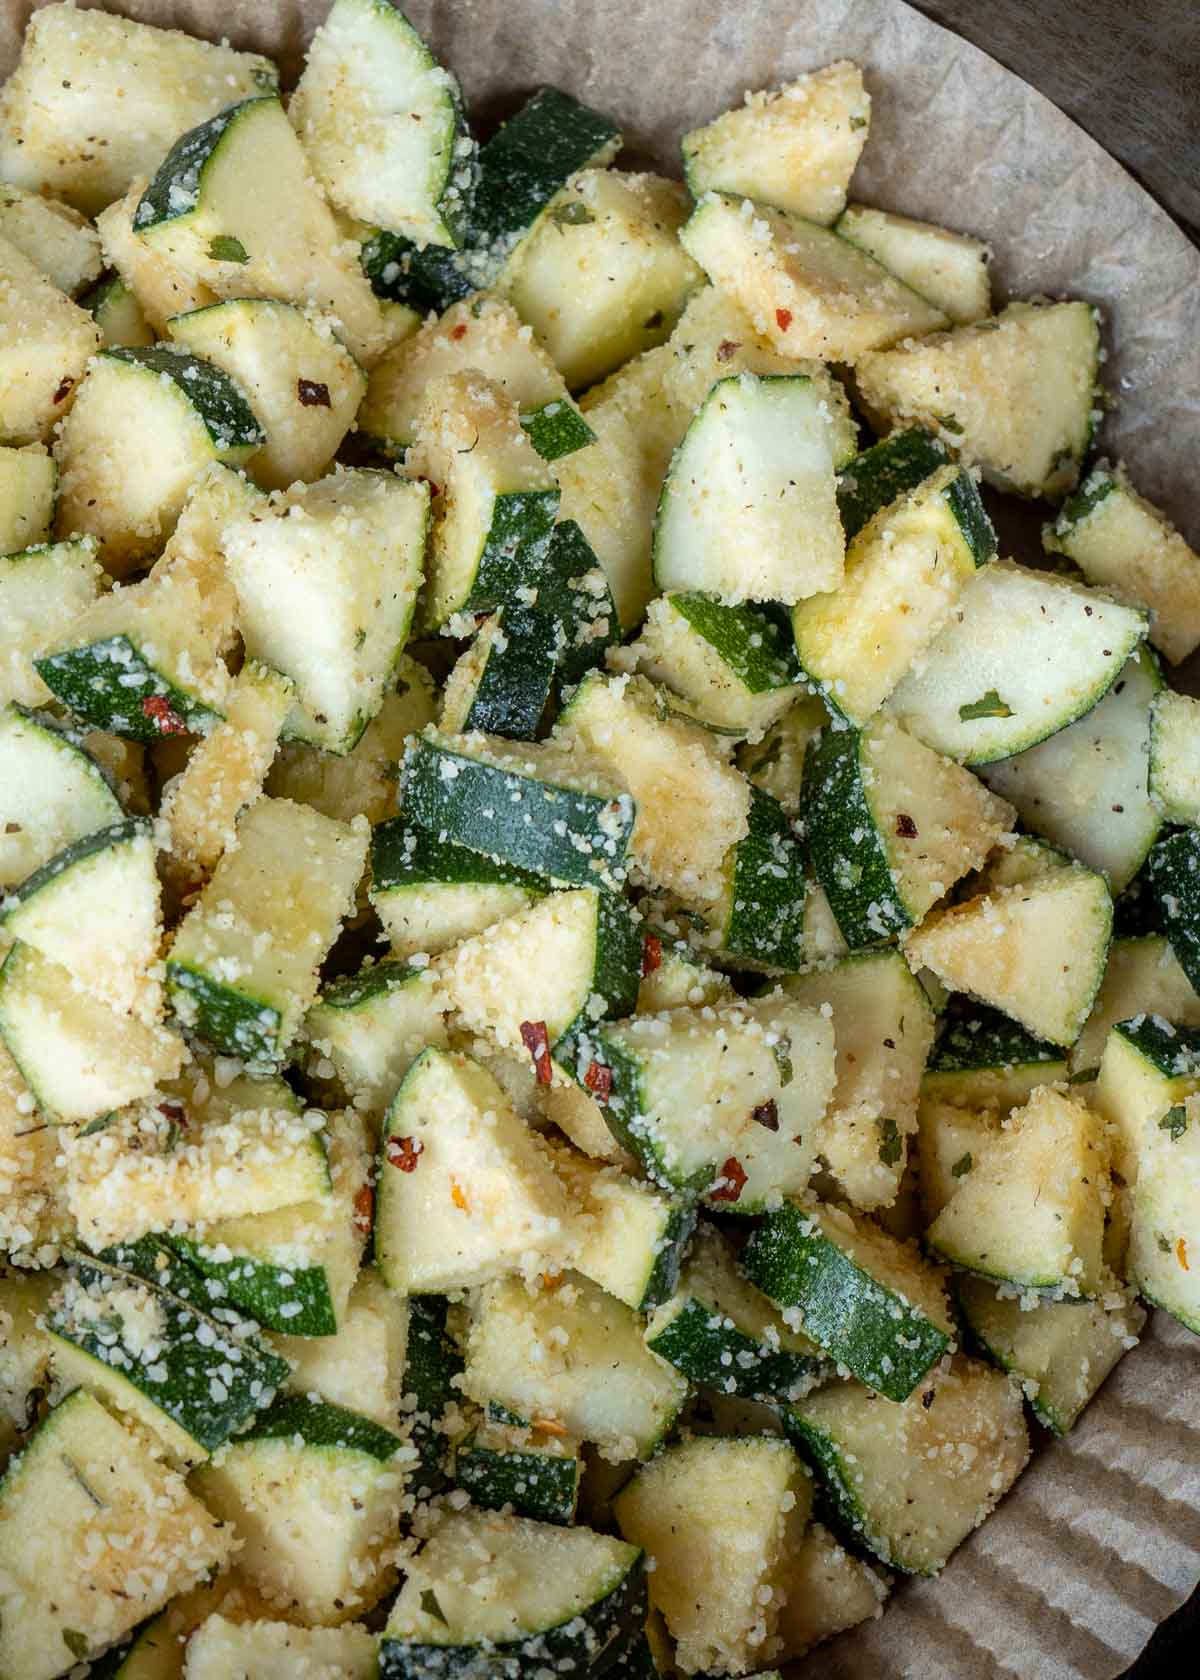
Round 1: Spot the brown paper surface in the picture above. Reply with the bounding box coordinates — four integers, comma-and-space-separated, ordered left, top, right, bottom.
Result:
2, 2, 1199, 1675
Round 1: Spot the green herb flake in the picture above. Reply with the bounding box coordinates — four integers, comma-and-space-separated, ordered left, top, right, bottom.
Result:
849, 114, 868, 130
935, 412, 965, 435
1068, 1067, 1099, 1085
1159, 1104, 1188, 1141
771, 1037, 794, 1088
951, 1151, 974, 1178
62, 1630, 89, 1659
1157, 1232, 1172, 1254
421, 1588, 449, 1625
958, 689, 1013, 721
78, 1112, 114, 1137
877, 1117, 902, 1167
550, 201, 595, 229
207, 234, 249, 264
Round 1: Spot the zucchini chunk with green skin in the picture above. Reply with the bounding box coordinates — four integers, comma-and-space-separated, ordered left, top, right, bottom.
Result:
95, 174, 218, 337
167, 797, 367, 1066
1092, 1015, 1200, 1199
0, 1388, 233, 1680
376, 1048, 570, 1294
792, 463, 994, 725
1044, 466, 1200, 665
223, 471, 428, 755
0, 703, 123, 888
695, 783, 808, 971
1148, 827, 1200, 995
0, 233, 101, 447
463, 1272, 688, 1461
402, 1294, 466, 1499
186, 1615, 378, 1680
645, 1223, 824, 1401
47, 1238, 288, 1465
539, 517, 622, 688
304, 958, 449, 1118
887, 558, 1148, 765
614, 1435, 810, 1675
1127, 1079, 1200, 1332
774, 1521, 890, 1661
1149, 689, 1200, 824
915, 1096, 1004, 1222
855, 300, 1101, 499
503, 169, 703, 390
272, 1268, 407, 1431
167, 298, 368, 490
981, 647, 1164, 894
400, 728, 635, 891
927, 1086, 1108, 1296
370, 816, 545, 959
803, 714, 1015, 948
922, 1003, 1067, 1109
0, 442, 56, 552
736, 692, 829, 814
289, 0, 476, 249
629, 593, 805, 739
408, 371, 559, 633
573, 995, 833, 1206
744, 1199, 953, 1399
0, 184, 101, 296
83, 274, 155, 348
193, 1392, 413, 1627
0, 539, 99, 710
52, 346, 262, 574
0, 1269, 54, 1460
957, 1274, 1144, 1435
784, 1354, 1028, 1574
441, 603, 561, 740
836, 204, 992, 324
681, 193, 948, 363
835, 426, 949, 541
381, 1507, 644, 1679
682, 62, 870, 225
453, 1418, 583, 1525
1072, 934, 1200, 1078
653, 373, 845, 604
905, 862, 1112, 1048
133, 97, 387, 367
782, 949, 936, 1211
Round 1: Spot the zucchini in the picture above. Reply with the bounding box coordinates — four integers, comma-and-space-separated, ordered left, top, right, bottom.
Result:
402, 1293, 466, 1499
305, 958, 449, 1118
547, 1140, 695, 1313
94, 177, 218, 337
0, 442, 56, 553
0, 1037, 70, 1265
1149, 689, 1200, 824
803, 714, 1015, 947
0, 1268, 54, 1461
744, 1199, 953, 1399
1148, 827, 1200, 995
629, 593, 805, 738
835, 425, 949, 541
736, 692, 829, 815
440, 603, 561, 740
186, 1616, 377, 1680
370, 816, 545, 960
0, 703, 122, 890
0, 184, 102, 296
272, 1268, 406, 1431
0, 232, 101, 447
774, 1521, 889, 1660
855, 300, 1102, 499
836, 204, 991, 324
1126, 1073, 1200, 1333
681, 62, 870, 224
784, 1353, 1028, 1573
0, 538, 100, 710
922, 1003, 1067, 1109
914, 1096, 1004, 1222
452, 1417, 583, 1525
699, 783, 808, 971
1073, 933, 1200, 1078
792, 462, 994, 724
1044, 466, 1200, 664
541, 1077, 638, 1169
83, 274, 155, 349
1092, 1014, 1200, 1201
635, 934, 735, 1014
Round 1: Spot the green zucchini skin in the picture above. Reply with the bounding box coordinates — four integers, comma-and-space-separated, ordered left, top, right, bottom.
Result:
520, 401, 596, 463
717, 783, 807, 969
927, 1002, 1065, 1080
457, 605, 561, 739
1148, 827, 1200, 992
453, 1430, 582, 1524
803, 722, 909, 948
634, 1200, 698, 1314
370, 817, 548, 898
105, 345, 263, 448
0, 818, 148, 918
458, 489, 561, 617
541, 519, 621, 691
836, 426, 948, 541
166, 1234, 339, 1337
645, 1294, 820, 1402
242, 1390, 403, 1460
133, 100, 261, 232
35, 633, 222, 740
669, 596, 802, 693
163, 959, 281, 1065
404, 1295, 466, 1499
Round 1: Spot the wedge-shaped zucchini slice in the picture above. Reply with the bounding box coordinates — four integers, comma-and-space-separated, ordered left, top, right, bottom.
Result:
377, 1048, 570, 1293
682, 62, 870, 225
744, 1199, 953, 1399
855, 300, 1101, 498
614, 1436, 809, 1676
835, 425, 949, 540
0, 703, 122, 889
95, 175, 217, 339
1148, 827, 1200, 996
785, 1353, 1028, 1573
836, 204, 991, 325
167, 797, 367, 1064
452, 1417, 583, 1526
1044, 466, 1200, 664
0, 183, 101, 295
1072, 934, 1200, 1080
381, 1507, 644, 1678
696, 783, 808, 971
630, 592, 805, 738
1149, 689, 1200, 825
167, 299, 367, 490
982, 647, 1163, 894
1126, 1078, 1200, 1333
0, 1388, 233, 1678
922, 1003, 1066, 1109
304, 958, 449, 1118
83, 273, 155, 350
774, 1521, 890, 1661
401, 1294, 466, 1499
194, 1392, 411, 1625
0, 442, 55, 552
906, 862, 1112, 1049
463, 1272, 688, 1461
681, 193, 948, 362
369, 816, 545, 959
576, 996, 834, 1206
271, 1267, 406, 1431
546, 1140, 695, 1313
0, 1269, 54, 1460
804, 714, 1015, 948
783, 949, 937, 1210
1092, 1014, 1200, 1200
187, 1616, 377, 1680
0, 233, 101, 448
503, 169, 702, 390
653, 372, 845, 603
793, 463, 994, 724
645, 1223, 823, 1401
0, 538, 100, 710
928, 1085, 1108, 1295
400, 728, 635, 891
290, 0, 475, 249
440, 603, 561, 741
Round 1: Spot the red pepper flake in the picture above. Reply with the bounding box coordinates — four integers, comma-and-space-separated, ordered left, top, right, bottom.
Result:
52, 375, 74, 404
584, 1060, 612, 1102
715, 339, 740, 362
385, 1135, 423, 1173
353, 1184, 374, 1234
531, 1416, 567, 1437
449, 1177, 470, 1213
775, 307, 793, 333
520, 1019, 553, 1085
141, 694, 188, 735
641, 934, 663, 976
1179, 1236, 1190, 1272
708, 1155, 748, 1203
449, 322, 469, 340
156, 1100, 187, 1128
894, 813, 919, 838
752, 1099, 779, 1131
541, 1270, 563, 1291
297, 377, 331, 408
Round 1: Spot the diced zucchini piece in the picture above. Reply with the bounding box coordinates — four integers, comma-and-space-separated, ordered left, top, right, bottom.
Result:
736, 693, 829, 815
653, 372, 845, 603
290, 0, 475, 249
855, 300, 1101, 498
804, 714, 1015, 947
1149, 689, 1200, 824
0, 184, 100, 296
167, 797, 366, 1065
645, 1222, 823, 1401
836, 425, 949, 541
792, 463, 994, 724
614, 1435, 809, 1675
0, 1269, 54, 1460
82, 274, 155, 349
547, 1141, 695, 1313
441, 603, 561, 740
400, 1294, 466, 1499
272, 1268, 406, 1432
463, 1272, 688, 1461
1148, 825, 1200, 996
629, 593, 805, 738
381, 1507, 644, 1678
745, 1199, 952, 1399
186, 1615, 377, 1680
1072, 934, 1200, 1078
1092, 1014, 1200, 1199
981, 646, 1163, 893
167, 299, 367, 491
376, 1048, 569, 1294
0, 442, 56, 553
915, 1096, 1004, 1223
693, 783, 807, 971
305, 958, 449, 1118
0, 232, 101, 446
0, 703, 123, 888
0, 1388, 233, 1677
782, 949, 936, 1210
452, 1417, 583, 1525
837, 204, 991, 324
1044, 466, 1200, 664
95, 176, 217, 335
682, 62, 870, 224
0, 538, 99, 710
370, 816, 545, 960
784, 1354, 1028, 1573
1127, 1077, 1200, 1332
774, 1521, 889, 1660
575, 996, 834, 1206
905, 862, 1112, 1048
193, 1392, 411, 1625
923, 1003, 1067, 1108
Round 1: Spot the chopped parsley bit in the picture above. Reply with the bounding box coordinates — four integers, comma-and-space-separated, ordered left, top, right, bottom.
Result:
849, 114, 868, 129
1159, 1104, 1188, 1141
771, 1037, 794, 1087
877, 1117, 902, 1167
550, 201, 595, 228
62, 1631, 90, 1659
935, 412, 965, 434
951, 1151, 974, 1178
1157, 1233, 1172, 1254
421, 1588, 449, 1625
206, 233, 249, 263
958, 689, 1013, 721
